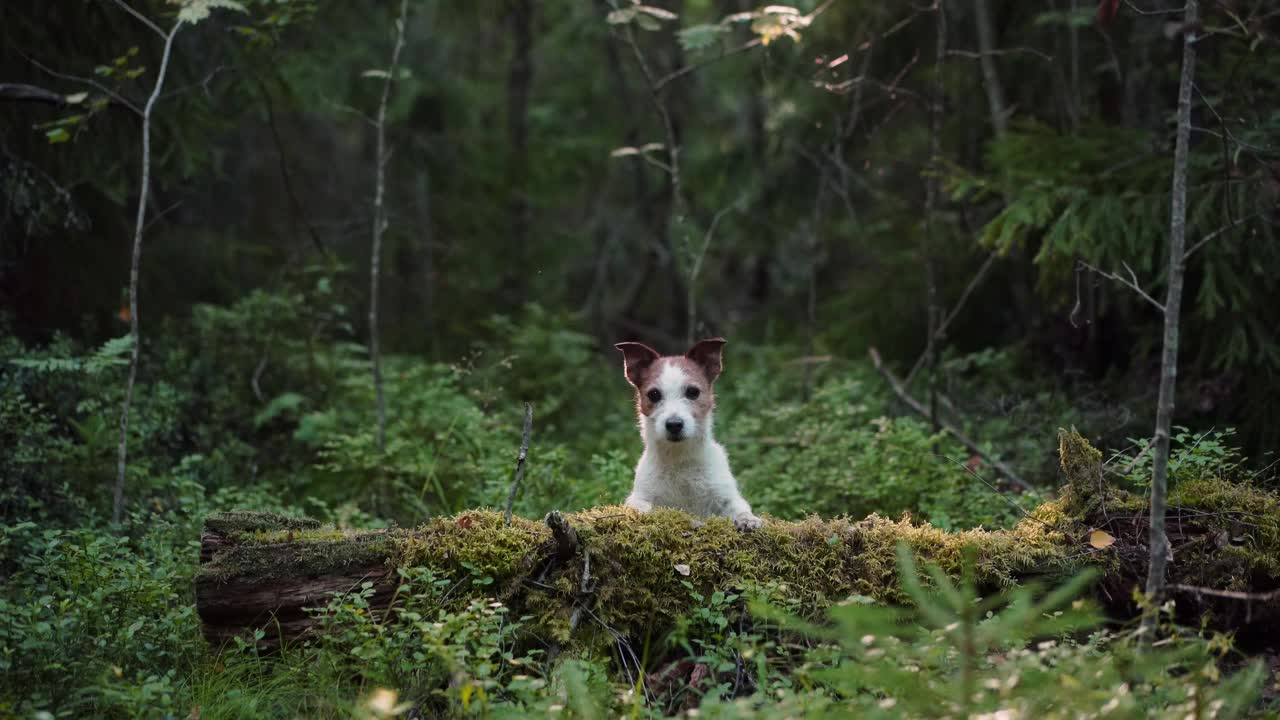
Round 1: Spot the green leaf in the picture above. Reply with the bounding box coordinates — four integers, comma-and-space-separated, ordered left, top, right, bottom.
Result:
634, 12, 661, 31
677, 23, 729, 52
605, 8, 637, 25
45, 127, 70, 144
176, 0, 247, 24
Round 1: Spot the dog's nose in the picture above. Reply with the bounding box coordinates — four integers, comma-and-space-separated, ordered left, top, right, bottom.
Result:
664, 417, 685, 436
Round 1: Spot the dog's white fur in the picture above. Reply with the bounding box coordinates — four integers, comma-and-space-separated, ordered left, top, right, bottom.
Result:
620, 349, 763, 531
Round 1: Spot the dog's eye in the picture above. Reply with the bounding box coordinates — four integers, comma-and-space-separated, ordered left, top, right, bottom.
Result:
685, 386, 700, 400
646, 389, 662, 403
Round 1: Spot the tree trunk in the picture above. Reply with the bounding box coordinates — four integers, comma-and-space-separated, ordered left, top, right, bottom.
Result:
196, 431, 1280, 651
1140, 0, 1198, 643
973, 0, 1007, 135
369, 0, 408, 456
504, 0, 534, 296
923, 0, 947, 432
115, 19, 183, 526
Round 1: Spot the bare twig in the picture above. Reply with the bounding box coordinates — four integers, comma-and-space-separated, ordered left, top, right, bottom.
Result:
0, 83, 77, 106
654, 38, 761, 91
369, 0, 409, 455
938, 454, 1041, 523
1183, 211, 1263, 261
945, 47, 1054, 62
114, 18, 183, 526
258, 78, 327, 257
24, 54, 144, 116
904, 251, 998, 387
324, 96, 377, 126
142, 201, 182, 233
107, 0, 168, 39
1077, 259, 1166, 314
870, 348, 1034, 492
620, 26, 684, 213
251, 354, 268, 403
686, 201, 738, 345
1167, 584, 1280, 603
504, 403, 535, 526
1122, 0, 1185, 16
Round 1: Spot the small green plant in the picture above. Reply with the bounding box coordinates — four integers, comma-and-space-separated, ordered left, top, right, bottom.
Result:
1114, 426, 1245, 489
721, 544, 1267, 719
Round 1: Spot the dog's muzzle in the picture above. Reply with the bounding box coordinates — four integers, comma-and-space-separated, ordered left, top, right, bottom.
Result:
664, 417, 685, 441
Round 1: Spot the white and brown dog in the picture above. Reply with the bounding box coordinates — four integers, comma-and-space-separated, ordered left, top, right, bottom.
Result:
615, 338, 763, 531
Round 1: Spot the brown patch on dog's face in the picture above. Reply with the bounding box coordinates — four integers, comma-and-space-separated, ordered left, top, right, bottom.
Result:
636, 357, 715, 420
618, 338, 727, 441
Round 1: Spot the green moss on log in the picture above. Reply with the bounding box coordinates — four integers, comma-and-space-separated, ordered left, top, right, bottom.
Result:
204, 510, 322, 536
199, 523, 406, 584
197, 432, 1280, 648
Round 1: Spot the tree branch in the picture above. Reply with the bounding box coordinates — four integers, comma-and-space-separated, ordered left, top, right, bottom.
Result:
686, 201, 738, 345
653, 38, 761, 91
904, 251, 999, 388
0, 83, 75, 106
107, 0, 169, 40
1077, 260, 1166, 314
1183, 212, 1263, 261
23, 54, 144, 116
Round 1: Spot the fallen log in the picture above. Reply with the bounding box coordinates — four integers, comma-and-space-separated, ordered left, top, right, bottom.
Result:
195, 431, 1280, 650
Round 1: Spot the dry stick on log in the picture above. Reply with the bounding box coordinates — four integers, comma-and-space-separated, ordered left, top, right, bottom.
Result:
369, 0, 409, 456
870, 348, 1033, 492
114, 15, 183, 527
539, 510, 592, 664
504, 402, 535, 526
1140, 0, 1199, 648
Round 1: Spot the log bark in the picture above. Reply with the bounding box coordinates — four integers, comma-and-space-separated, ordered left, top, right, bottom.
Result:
195, 433, 1280, 651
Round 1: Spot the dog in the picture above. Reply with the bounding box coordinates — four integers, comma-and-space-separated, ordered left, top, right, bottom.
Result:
615, 337, 764, 531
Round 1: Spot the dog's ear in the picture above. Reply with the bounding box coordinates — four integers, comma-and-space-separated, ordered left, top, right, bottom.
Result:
615, 342, 661, 388
685, 337, 726, 383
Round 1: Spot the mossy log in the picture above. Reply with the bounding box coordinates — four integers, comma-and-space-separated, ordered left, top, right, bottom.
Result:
195, 432, 1280, 650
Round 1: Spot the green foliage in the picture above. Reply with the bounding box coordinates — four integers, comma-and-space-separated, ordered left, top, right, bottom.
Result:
947, 121, 1280, 372
1114, 427, 1247, 490
729, 372, 1032, 529
5, 334, 131, 375
695, 548, 1268, 719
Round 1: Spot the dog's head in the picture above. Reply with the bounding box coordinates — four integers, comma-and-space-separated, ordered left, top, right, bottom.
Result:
615, 338, 725, 444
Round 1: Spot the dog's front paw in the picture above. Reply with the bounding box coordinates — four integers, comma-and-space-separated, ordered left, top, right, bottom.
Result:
733, 513, 764, 531
625, 497, 654, 513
